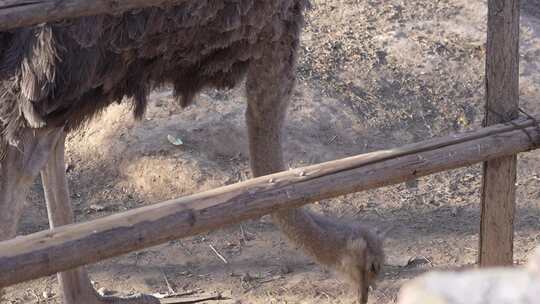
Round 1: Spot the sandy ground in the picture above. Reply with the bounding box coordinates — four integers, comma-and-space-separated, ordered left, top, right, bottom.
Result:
4, 0, 540, 303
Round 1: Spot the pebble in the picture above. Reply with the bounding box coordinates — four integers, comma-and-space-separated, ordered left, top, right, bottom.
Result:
97, 287, 113, 296
90, 204, 107, 212
42, 291, 53, 299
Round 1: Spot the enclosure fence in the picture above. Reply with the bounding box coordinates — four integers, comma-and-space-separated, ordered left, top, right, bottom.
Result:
0, 0, 530, 288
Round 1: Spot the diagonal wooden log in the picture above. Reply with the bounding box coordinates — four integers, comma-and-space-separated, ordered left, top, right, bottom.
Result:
0, 115, 539, 287
0, 0, 186, 31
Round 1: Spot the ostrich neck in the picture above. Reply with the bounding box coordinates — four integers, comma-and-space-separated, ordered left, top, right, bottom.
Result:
272, 208, 343, 267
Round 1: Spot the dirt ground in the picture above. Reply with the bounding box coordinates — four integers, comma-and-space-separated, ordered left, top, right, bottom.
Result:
4, 0, 540, 303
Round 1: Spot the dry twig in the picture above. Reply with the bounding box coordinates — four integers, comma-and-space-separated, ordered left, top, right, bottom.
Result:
209, 244, 228, 264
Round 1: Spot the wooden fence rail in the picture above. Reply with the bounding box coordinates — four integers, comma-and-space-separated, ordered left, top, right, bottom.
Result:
0, 0, 186, 30
0, 115, 539, 287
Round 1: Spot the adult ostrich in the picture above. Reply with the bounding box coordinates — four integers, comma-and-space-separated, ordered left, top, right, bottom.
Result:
0, 1, 384, 303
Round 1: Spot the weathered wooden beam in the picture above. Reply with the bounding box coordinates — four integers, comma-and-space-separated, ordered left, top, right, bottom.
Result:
0, 116, 539, 287
0, 0, 185, 31
479, 0, 520, 267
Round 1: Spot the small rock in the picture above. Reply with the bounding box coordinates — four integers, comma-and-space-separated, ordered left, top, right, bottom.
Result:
42, 291, 54, 299
90, 204, 107, 212
65, 163, 75, 173
167, 134, 184, 146
97, 287, 113, 296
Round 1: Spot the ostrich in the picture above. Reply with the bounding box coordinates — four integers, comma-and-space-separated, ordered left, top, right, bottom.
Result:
0, 1, 385, 303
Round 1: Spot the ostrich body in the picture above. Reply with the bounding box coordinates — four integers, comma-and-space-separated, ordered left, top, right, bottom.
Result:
0, 1, 384, 303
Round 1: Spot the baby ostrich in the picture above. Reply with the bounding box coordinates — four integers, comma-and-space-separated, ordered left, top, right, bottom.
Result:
0, 1, 384, 303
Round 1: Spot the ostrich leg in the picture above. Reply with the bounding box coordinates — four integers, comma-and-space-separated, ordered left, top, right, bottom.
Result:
245, 18, 382, 304
0, 128, 65, 300
40, 133, 159, 304
0, 147, 34, 241
0, 129, 65, 240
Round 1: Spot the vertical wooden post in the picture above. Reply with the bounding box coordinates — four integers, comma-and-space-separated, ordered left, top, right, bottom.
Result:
480, 0, 520, 267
